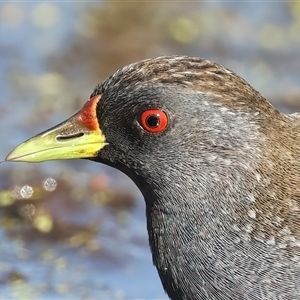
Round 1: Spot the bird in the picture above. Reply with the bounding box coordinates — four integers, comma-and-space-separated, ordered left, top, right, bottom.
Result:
5, 55, 300, 300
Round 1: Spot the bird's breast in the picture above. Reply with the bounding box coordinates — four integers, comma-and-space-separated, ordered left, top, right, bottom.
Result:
146, 199, 300, 300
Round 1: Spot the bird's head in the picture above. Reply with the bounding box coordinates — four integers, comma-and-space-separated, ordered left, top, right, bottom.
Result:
6, 56, 278, 204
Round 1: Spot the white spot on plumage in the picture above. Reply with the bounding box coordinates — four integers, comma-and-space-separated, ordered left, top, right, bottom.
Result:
248, 209, 256, 219
255, 173, 261, 182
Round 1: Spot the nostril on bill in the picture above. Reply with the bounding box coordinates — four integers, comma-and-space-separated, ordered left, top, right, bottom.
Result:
56, 132, 84, 141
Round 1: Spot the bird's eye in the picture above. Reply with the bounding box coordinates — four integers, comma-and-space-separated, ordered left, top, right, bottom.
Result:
139, 109, 168, 133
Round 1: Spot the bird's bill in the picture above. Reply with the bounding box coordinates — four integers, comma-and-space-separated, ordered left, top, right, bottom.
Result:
5, 95, 107, 163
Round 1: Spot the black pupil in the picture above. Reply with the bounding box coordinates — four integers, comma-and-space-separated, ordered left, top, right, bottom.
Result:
146, 114, 160, 128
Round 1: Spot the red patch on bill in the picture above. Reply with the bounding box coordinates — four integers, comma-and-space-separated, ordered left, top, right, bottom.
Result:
75, 95, 101, 131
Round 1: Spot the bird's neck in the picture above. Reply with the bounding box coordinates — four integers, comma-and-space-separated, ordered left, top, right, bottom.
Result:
139, 164, 262, 300
140, 143, 300, 300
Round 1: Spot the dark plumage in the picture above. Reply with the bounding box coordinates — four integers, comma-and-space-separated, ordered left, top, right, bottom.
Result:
6, 56, 300, 299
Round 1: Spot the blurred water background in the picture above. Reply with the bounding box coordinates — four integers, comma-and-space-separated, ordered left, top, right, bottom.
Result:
0, 2, 299, 299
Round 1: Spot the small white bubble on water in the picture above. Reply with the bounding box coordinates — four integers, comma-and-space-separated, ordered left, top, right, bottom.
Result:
11, 186, 21, 199
42, 177, 57, 191
20, 203, 36, 219
20, 185, 33, 199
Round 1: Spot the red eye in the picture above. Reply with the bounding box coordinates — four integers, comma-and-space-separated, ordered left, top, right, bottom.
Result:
140, 109, 168, 133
